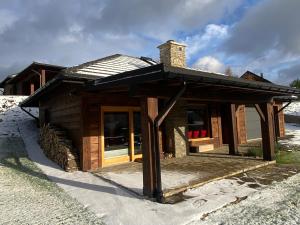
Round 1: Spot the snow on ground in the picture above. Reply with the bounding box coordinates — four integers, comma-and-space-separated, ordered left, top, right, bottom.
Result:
0, 142, 104, 225
280, 123, 300, 145
0, 96, 37, 137
18, 117, 259, 225
193, 172, 300, 225
284, 101, 300, 116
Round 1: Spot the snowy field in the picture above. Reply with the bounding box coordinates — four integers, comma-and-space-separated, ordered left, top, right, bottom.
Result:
1, 95, 300, 225
280, 123, 300, 145
284, 101, 300, 116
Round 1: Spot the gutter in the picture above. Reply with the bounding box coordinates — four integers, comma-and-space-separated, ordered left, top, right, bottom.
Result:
20, 106, 39, 123
153, 82, 186, 202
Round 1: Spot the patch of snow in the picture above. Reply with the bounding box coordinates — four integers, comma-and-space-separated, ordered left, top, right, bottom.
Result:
0, 96, 37, 137
280, 123, 300, 145
284, 101, 300, 116
193, 172, 300, 225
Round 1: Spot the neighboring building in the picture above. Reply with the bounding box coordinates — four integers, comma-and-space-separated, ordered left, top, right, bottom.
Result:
0, 74, 17, 95
20, 40, 300, 198
0, 62, 65, 95
238, 71, 286, 143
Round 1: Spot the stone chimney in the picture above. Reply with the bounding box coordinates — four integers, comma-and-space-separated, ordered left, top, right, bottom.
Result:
157, 40, 186, 68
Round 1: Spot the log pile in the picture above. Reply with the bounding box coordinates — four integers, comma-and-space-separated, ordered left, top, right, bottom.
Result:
39, 124, 79, 172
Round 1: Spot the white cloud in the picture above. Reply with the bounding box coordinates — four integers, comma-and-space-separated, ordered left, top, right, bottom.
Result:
183, 24, 228, 58
193, 56, 225, 73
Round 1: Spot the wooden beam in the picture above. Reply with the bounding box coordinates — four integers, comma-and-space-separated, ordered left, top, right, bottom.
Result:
41, 69, 46, 86
30, 83, 35, 95
140, 97, 158, 197
130, 85, 273, 104
254, 104, 266, 122
259, 102, 275, 161
227, 104, 238, 155
80, 98, 90, 171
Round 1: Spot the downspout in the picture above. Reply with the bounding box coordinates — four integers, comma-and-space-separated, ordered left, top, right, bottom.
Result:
153, 82, 186, 202
20, 106, 39, 123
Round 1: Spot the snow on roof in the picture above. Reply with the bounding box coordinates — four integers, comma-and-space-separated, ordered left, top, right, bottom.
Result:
65, 54, 157, 78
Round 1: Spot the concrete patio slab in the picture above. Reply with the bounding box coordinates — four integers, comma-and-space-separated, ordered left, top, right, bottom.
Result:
94, 154, 275, 198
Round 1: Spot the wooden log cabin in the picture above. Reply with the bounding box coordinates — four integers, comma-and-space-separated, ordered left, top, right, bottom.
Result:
0, 62, 65, 95
20, 40, 300, 199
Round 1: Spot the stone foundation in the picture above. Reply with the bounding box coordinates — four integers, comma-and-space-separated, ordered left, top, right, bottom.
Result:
165, 100, 189, 157
39, 124, 79, 172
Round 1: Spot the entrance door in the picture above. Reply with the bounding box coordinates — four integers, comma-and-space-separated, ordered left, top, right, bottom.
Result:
100, 106, 142, 166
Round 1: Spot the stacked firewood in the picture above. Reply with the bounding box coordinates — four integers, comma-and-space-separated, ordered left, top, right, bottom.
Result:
39, 124, 79, 172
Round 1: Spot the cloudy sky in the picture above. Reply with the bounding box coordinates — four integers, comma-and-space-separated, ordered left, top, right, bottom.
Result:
0, 0, 299, 84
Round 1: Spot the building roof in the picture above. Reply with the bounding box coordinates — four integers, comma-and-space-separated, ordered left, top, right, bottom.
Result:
21, 62, 300, 108
241, 71, 272, 83
0, 74, 17, 88
89, 64, 300, 96
64, 54, 157, 78
6, 62, 66, 84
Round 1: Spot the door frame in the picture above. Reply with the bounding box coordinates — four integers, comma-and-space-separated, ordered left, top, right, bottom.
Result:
100, 106, 142, 167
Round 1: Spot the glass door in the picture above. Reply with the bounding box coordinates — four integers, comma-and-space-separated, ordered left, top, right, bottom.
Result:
101, 106, 142, 167
104, 112, 129, 158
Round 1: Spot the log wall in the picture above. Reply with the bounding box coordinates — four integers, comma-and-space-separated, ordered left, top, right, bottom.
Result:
81, 94, 140, 171
39, 84, 82, 159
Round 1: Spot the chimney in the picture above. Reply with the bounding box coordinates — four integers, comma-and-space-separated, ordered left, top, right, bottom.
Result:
157, 40, 186, 68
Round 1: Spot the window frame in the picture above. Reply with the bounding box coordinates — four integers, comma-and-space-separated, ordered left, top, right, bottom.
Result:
186, 105, 211, 141
100, 106, 142, 167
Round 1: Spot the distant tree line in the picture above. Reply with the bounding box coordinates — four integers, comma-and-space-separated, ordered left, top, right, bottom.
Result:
289, 79, 300, 89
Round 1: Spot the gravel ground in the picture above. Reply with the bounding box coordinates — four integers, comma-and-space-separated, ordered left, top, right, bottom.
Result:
0, 137, 104, 225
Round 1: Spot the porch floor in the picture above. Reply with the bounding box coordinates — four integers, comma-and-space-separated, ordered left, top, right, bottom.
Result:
93, 151, 274, 198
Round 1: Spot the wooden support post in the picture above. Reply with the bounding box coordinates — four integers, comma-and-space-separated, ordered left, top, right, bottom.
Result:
81, 98, 91, 171
227, 103, 238, 155
30, 83, 35, 95
140, 97, 158, 197
259, 102, 275, 161
41, 69, 46, 86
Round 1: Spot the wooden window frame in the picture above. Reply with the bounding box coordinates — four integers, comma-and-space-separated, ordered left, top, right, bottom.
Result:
186, 105, 211, 141
100, 106, 142, 167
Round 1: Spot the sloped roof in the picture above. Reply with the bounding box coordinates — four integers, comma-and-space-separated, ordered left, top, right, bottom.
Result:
241, 71, 272, 83
64, 54, 157, 78
6, 62, 65, 84
0, 74, 17, 87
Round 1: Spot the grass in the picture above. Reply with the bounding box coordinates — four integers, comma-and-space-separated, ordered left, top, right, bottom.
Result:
246, 143, 300, 165
276, 151, 300, 165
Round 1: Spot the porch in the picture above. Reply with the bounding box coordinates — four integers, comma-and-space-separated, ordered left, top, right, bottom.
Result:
94, 152, 274, 201
85, 63, 300, 202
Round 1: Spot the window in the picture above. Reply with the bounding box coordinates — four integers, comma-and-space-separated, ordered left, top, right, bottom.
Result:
104, 112, 129, 158
101, 106, 142, 166
187, 107, 209, 139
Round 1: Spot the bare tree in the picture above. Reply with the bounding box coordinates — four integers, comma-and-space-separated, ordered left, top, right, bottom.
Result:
225, 67, 233, 76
